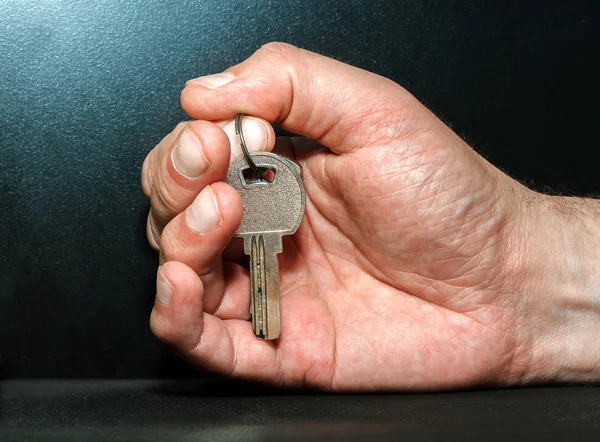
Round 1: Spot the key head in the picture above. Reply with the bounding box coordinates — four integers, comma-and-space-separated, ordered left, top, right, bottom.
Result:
226, 152, 306, 237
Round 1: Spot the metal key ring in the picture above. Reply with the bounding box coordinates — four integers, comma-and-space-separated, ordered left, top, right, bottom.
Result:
235, 114, 261, 175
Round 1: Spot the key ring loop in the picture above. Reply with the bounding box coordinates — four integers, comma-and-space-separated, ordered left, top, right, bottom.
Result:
235, 114, 261, 175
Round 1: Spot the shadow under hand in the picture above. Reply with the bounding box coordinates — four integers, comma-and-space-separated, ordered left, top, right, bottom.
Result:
149, 378, 305, 398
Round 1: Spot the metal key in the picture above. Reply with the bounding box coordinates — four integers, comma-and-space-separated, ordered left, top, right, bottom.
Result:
226, 151, 305, 340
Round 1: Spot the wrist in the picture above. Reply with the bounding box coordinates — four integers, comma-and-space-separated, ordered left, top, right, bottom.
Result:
508, 192, 600, 384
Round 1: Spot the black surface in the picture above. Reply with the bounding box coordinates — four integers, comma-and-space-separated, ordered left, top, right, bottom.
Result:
0, 380, 598, 441
1, 1, 600, 379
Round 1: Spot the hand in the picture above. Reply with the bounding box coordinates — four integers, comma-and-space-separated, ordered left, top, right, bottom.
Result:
142, 43, 600, 390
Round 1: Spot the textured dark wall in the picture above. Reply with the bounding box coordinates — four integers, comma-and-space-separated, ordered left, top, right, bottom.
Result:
0, 0, 598, 378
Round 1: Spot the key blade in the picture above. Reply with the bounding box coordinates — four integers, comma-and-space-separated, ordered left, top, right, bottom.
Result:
246, 234, 282, 340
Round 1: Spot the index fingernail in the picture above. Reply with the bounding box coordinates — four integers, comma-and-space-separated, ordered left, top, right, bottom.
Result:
185, 72, 235, 89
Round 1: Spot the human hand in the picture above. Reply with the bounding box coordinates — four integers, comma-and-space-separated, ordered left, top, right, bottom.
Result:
143, 43, 600, 390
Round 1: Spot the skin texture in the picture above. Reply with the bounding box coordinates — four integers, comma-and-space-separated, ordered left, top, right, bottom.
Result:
142, 43, 600, 391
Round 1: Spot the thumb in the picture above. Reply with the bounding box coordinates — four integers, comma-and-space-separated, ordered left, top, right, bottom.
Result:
181, 42, 435, 155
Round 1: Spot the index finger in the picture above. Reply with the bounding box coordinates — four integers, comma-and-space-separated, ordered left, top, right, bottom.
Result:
181, 42, 431, 155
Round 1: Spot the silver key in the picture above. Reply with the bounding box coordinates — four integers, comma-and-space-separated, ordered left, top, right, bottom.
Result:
226, 152, 305, 340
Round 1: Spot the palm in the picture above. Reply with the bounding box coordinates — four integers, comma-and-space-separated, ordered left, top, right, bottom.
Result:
260, 136, 518, 390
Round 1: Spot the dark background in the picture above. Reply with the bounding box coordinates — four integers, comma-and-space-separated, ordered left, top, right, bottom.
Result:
0, 0, 599, 379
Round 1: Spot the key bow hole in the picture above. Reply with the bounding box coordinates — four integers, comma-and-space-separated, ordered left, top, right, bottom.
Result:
242, 167, 276, 186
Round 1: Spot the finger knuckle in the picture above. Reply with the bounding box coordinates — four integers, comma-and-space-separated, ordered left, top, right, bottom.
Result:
149, 312, 176, 344
152, 176, 182, 222
141, 151, 154, 198
146, 215, 161, 251
158, 225, 184, 263
258, 41, 301, 63
150, 310, 201, 353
